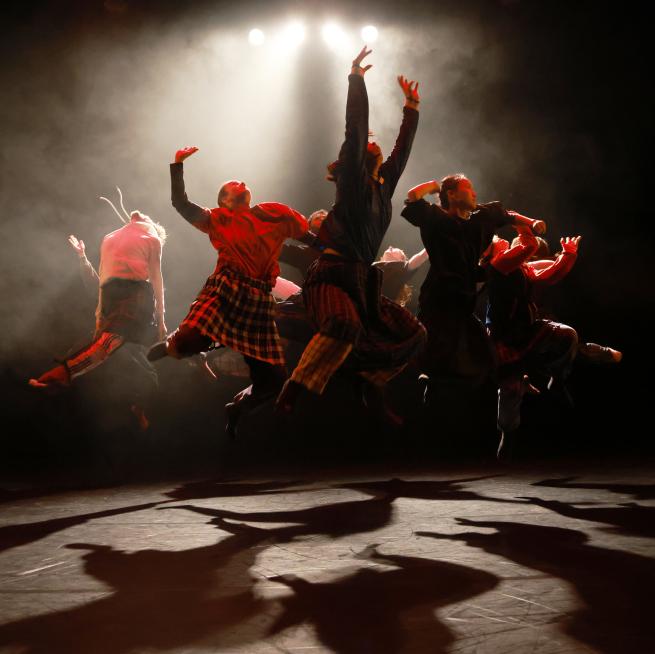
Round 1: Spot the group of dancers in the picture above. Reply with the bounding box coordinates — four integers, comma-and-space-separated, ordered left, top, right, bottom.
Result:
29, 47, 621, 461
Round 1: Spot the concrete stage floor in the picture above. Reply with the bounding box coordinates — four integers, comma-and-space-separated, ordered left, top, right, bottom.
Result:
1, 463, 653, 653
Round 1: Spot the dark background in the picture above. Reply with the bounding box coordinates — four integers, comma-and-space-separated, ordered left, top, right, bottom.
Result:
1, 0, 652, 480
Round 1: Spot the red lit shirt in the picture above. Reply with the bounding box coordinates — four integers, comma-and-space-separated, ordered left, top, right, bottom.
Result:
98, 221, 162, 285
170, 163, 308, 284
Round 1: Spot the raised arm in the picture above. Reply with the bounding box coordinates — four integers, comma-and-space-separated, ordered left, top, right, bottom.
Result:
68, 235, 99, 292
336, 47, 372, 190
407, 248, 428, 271
525, 236, 580, 286
170, 147, 211, 233
380, 75, 420, 193
507, 209, 547, 236
407, 180, 440, 203
147, 237, 167, 340
489, 226, 539, 275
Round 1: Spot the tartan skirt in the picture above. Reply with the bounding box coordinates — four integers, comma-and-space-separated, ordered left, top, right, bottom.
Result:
303, 255, 426, 372
96, 278, 156, 345
180, 268, 285, 365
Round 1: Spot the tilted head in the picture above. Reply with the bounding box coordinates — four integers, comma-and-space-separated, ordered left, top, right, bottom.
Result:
366, 141, 384, 176
218, 180, 252, 210
308, 209, 328, 232
326, 140, 384, 184
381, 246, 408, 263
439, 174, 477, 213
130, 210, 167, 244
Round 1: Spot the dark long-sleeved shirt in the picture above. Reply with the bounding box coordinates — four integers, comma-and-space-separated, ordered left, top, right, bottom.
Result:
279, 240, 322, 282
170, 163, 308, 284
318, 74, 419, 264
401, 199, 515, 310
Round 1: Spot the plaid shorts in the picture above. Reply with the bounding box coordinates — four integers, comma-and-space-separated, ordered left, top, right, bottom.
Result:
180, 269, 285, 365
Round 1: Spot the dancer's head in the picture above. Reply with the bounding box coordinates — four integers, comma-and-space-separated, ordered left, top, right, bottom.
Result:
218, 181, 251, 209
308, 209, 328, 232
381, 246, 408, 263
130, 210, 167, 244
511, 235, 551, 260
439, 174, 477, 212
326, 140, 384, 183
366, 141, 384, 177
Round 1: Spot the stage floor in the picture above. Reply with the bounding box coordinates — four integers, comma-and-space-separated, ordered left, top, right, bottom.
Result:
1, 463, 653, 653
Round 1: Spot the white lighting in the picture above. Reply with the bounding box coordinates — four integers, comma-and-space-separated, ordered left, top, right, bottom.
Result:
361, 25, 378, 42
248, 28, 265, 46
322, 22, 346, 49
283, 21, 306, 46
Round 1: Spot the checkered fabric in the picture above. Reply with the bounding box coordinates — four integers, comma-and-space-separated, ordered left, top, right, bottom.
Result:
96, 278, 156, 345
290, 333, 353, 394
179, 268, 285, 365
303, 255, 426, 372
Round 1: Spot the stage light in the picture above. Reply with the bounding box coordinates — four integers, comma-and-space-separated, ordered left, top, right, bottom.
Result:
322, 22, 346, 49
283, 21, 306, 47
248, 28, 265, 46
361, 25, 378, 43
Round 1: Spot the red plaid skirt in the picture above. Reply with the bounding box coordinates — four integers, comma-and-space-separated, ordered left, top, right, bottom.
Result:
180, 269, 285, 365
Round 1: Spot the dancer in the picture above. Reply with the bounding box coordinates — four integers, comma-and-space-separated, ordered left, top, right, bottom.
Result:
149, 146, 308, 435
29, 194, 166, 392
521, 237, 622, 365
373, 246, 428, 307
276, 46, 425, 420
483, 231, 618, 460
401, 176, 546, 404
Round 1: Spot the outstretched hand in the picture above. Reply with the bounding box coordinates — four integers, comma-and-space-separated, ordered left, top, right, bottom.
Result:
351, 46, 372, 75
397, 76, 419, 103
561, 235, 581, 254
68, 235, 85, 258
174, 146, 199, 164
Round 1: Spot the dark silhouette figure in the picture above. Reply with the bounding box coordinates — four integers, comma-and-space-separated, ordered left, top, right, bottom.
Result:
165, 478, 306, 501
533, 477, 655, 501
0, 517, 279, 653
267, 544, 499, 653
0, 501, 162, 553
337, 475, 518, 504
417, 518, 655, 654
518, 495, 655, 538
169, 492, 396, 542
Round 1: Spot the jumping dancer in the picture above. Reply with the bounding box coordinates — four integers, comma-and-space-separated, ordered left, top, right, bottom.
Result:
276, 47, 425, 420
401, 176, 546, 405
149, 146, 308, 435
29, 192, 166, 392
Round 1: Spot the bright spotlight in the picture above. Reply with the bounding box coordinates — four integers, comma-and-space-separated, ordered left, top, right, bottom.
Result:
322, 22, 346, 49
248, 28, 265, 46
283, 21, 306, 46
361, 25, 378, 42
